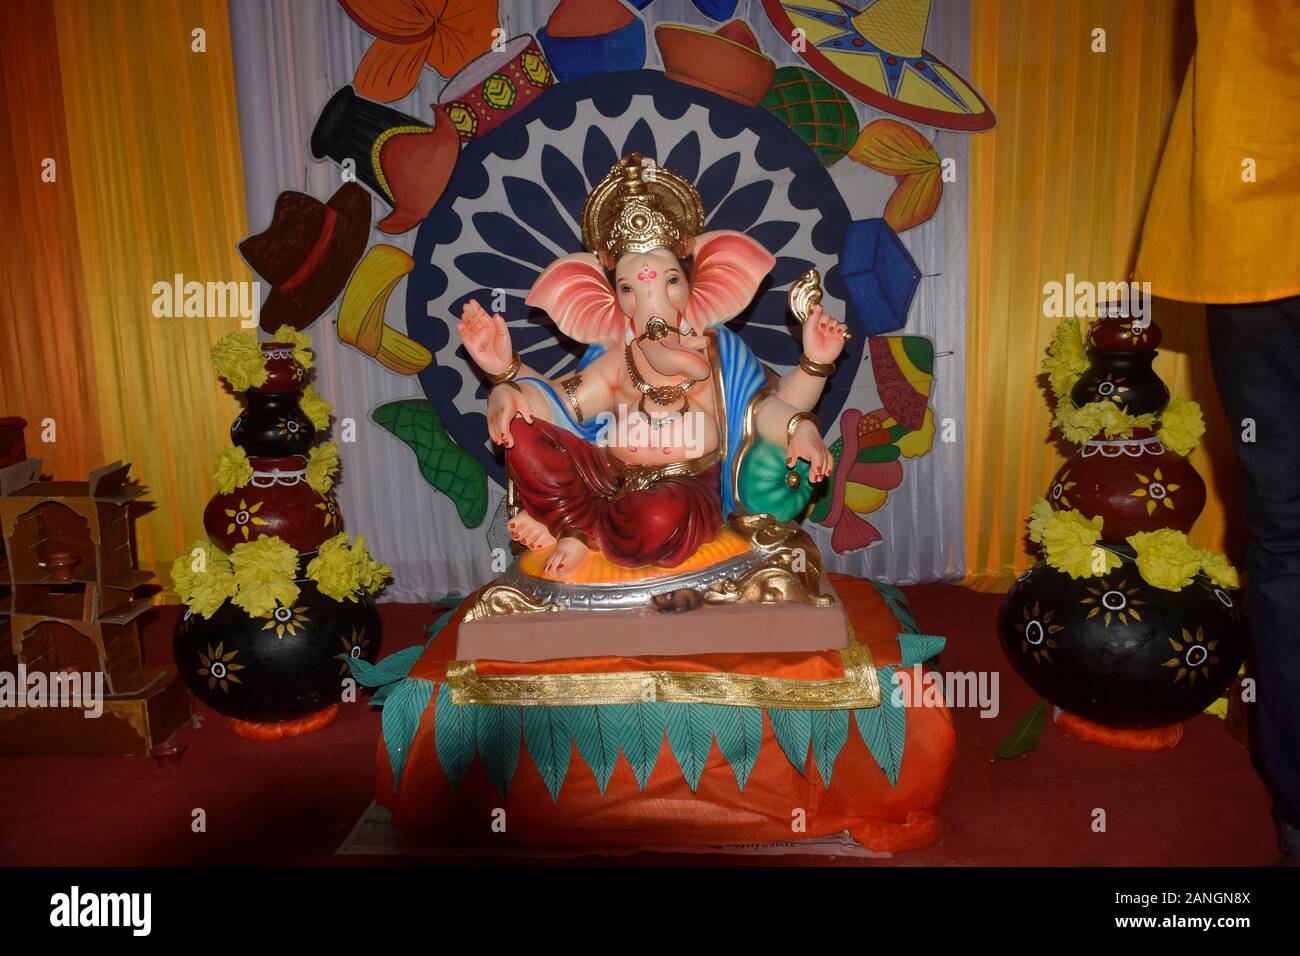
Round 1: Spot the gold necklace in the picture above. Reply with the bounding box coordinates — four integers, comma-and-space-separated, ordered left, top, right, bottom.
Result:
624, 344, 697, 406
637, 395, 687, 430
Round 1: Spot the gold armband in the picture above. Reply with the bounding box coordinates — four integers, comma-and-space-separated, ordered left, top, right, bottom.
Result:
562, 375, 585, 423
485, 351, 521, 385
798, 354, 835, 378
786, 411, 820, 448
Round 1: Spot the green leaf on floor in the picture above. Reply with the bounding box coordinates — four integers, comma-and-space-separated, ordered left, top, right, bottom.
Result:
991, 699, 1048, 762
372, 399, 488, 528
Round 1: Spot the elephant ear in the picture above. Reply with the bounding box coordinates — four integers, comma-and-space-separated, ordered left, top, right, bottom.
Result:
524, 252, 622, 348
683, 230, 777, 330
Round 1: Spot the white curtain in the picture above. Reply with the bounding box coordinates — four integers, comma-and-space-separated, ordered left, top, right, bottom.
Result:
226, 0, 971, 598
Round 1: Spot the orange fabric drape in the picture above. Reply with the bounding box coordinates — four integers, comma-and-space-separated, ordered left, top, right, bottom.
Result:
965, 0, 1242, 590
0, 0, 249, 580
0, 0, 104, 477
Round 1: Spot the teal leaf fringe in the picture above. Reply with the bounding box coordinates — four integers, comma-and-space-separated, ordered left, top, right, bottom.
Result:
434, 682, 477, 789
664, 701, 715, 791
568, 705, 620, 793
854, 665, 908, 785
897, 633, 947, 667
767, 708, 812, 777
382, 677, 435, 792
810, 709, 851, 787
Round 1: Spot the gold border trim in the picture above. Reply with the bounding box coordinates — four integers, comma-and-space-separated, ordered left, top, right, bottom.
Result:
445, 642, 880, 710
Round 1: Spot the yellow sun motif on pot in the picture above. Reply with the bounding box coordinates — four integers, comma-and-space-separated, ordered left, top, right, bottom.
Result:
1130, 467, 1180, 515
262, 603, 310, 639
1093, 372, 1129, 401
338, 626, 370, 675
1014, 603, 1062, 665
1050, 470, 1077, 509
1080, 578, 1145, 627
1163, 626, 1219, 685
198, 641, 244, 693
225, 498, 268, 539
316, 495, 339, 530
276, 416, 304, 437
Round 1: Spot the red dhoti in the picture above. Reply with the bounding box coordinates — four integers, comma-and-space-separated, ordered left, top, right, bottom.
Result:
506, 418, 723, 568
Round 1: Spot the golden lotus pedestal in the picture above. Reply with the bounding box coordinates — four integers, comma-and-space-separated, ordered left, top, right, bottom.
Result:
457, 515, 851, 662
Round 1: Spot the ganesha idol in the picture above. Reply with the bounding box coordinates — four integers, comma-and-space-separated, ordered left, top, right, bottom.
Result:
455, 153, 855, 651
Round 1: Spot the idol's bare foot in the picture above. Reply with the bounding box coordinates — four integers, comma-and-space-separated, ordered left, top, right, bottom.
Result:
508, 511, 556, 551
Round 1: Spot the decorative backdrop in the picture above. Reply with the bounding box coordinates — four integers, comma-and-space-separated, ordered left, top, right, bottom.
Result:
226, 0, 976, 598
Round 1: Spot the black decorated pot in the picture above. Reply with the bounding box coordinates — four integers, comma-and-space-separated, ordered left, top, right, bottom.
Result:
1000, 555, 1245, 727
173, 579, 381, 724
1069, 349, 1169, 416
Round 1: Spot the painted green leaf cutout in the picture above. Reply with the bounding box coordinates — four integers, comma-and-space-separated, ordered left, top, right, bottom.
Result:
711, 705, 764, 791
810, 708, 850, 788
854, 666, 907, 786
991, 699, 1048, 762
768, 708, 812, 777
569, 705, 620, 793
607, 702, 666, 790
434, 682, 477, 789
382, 677, 435, 792
372, 399, 488, 528
523, 707, 573, 802
897, 633, 946, 667
664, 701, 715, 791
475, 705, 522, 798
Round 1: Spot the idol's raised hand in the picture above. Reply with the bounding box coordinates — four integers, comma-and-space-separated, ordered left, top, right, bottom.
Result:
801, 304, 850, 365
457, 299, 514, 378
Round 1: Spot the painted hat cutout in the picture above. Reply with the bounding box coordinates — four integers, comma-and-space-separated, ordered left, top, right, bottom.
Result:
437, 35, 555, 143
237, 182, 371, 333
310, 85, 459, 235
339, 0, 498, 102
627, 0, 739, 18
762, 0, 995, 132
655, 19, 776, 106
539, 0, 646, 83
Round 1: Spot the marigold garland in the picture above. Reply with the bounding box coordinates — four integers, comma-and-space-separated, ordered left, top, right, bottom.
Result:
1040, 509, 1119, 579
1126, 528, 1202, 592
211, 331, 268, 392
1157, 397, 1205, 456
270, 324, 314, 370
306, 532, 392, 602
1041, 318, 1091, 403
228, 535, 301, 617
171, 540, 236, 619
305, 442, 340, 494
212, 446, 253, 494
299, 384, 332, 430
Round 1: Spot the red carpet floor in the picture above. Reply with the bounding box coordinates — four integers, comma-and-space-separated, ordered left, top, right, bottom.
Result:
0, 584, 1279, 866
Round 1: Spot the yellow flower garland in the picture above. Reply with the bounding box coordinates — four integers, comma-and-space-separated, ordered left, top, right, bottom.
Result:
212, 446, 253, 494
171, 540, 236, 619
305, 532, 392, 602
305, 442, 340, 494
1041, 318, 1090, 403
270, 324, 314, 370
229, 536, 300, 617
1126, 529, 1203, 592
211, 331, 268, 392
1027, 496, 1054, 545
299, 384, 332, 430
1157, 397, 1205, 457
1040, 509, 1119, 579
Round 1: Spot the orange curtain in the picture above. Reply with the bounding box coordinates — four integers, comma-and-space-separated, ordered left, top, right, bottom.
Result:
964, 0, 1243, 590
0, 0, 248, 580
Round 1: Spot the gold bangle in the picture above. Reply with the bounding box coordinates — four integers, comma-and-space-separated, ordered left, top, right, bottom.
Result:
562, 375, 585, 423
485, 351, 521, 385
786, 411, 820, 448
798, 354, 835, 378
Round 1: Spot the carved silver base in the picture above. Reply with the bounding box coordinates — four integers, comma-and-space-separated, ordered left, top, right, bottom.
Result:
464, 514, 831, 622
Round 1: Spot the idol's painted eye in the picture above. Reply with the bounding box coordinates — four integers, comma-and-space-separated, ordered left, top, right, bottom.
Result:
668, 275, 679, 285
619, 284, 632, 294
